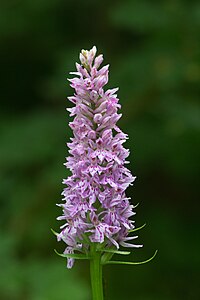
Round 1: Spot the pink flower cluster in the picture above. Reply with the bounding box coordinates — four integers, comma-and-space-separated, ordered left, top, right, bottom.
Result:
57, 46, 142, 268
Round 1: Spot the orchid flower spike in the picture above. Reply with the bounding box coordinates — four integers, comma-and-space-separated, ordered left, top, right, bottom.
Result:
55, 46, 143, 269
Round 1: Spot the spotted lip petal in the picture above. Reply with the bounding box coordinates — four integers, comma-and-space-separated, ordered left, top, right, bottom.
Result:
55, 46, 142, 268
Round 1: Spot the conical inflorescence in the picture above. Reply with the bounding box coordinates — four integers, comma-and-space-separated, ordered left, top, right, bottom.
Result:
56, 46, 142, 268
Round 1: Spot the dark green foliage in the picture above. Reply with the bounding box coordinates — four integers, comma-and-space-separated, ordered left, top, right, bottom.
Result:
0, 0, 199, 299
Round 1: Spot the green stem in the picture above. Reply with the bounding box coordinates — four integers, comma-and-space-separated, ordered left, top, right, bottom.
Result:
90, 244, 104, 300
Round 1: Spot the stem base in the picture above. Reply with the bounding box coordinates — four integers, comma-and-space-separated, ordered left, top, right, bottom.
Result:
90, 245, 104, 300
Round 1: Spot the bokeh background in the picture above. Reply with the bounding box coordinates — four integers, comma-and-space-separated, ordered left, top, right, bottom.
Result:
1, 0, 200, 299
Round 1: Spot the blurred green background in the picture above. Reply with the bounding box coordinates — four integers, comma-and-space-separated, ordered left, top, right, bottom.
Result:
0, 0, 200, 299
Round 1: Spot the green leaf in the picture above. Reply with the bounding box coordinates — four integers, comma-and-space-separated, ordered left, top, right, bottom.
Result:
103, 250, 158, 265
134, 202, 140, 208
100, 249, 130, 265
128, 223, 146, 233
51, 228, 58, 236
54, 249, 91, 260
101, 252, 114, 265
99, 249, 131, 255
